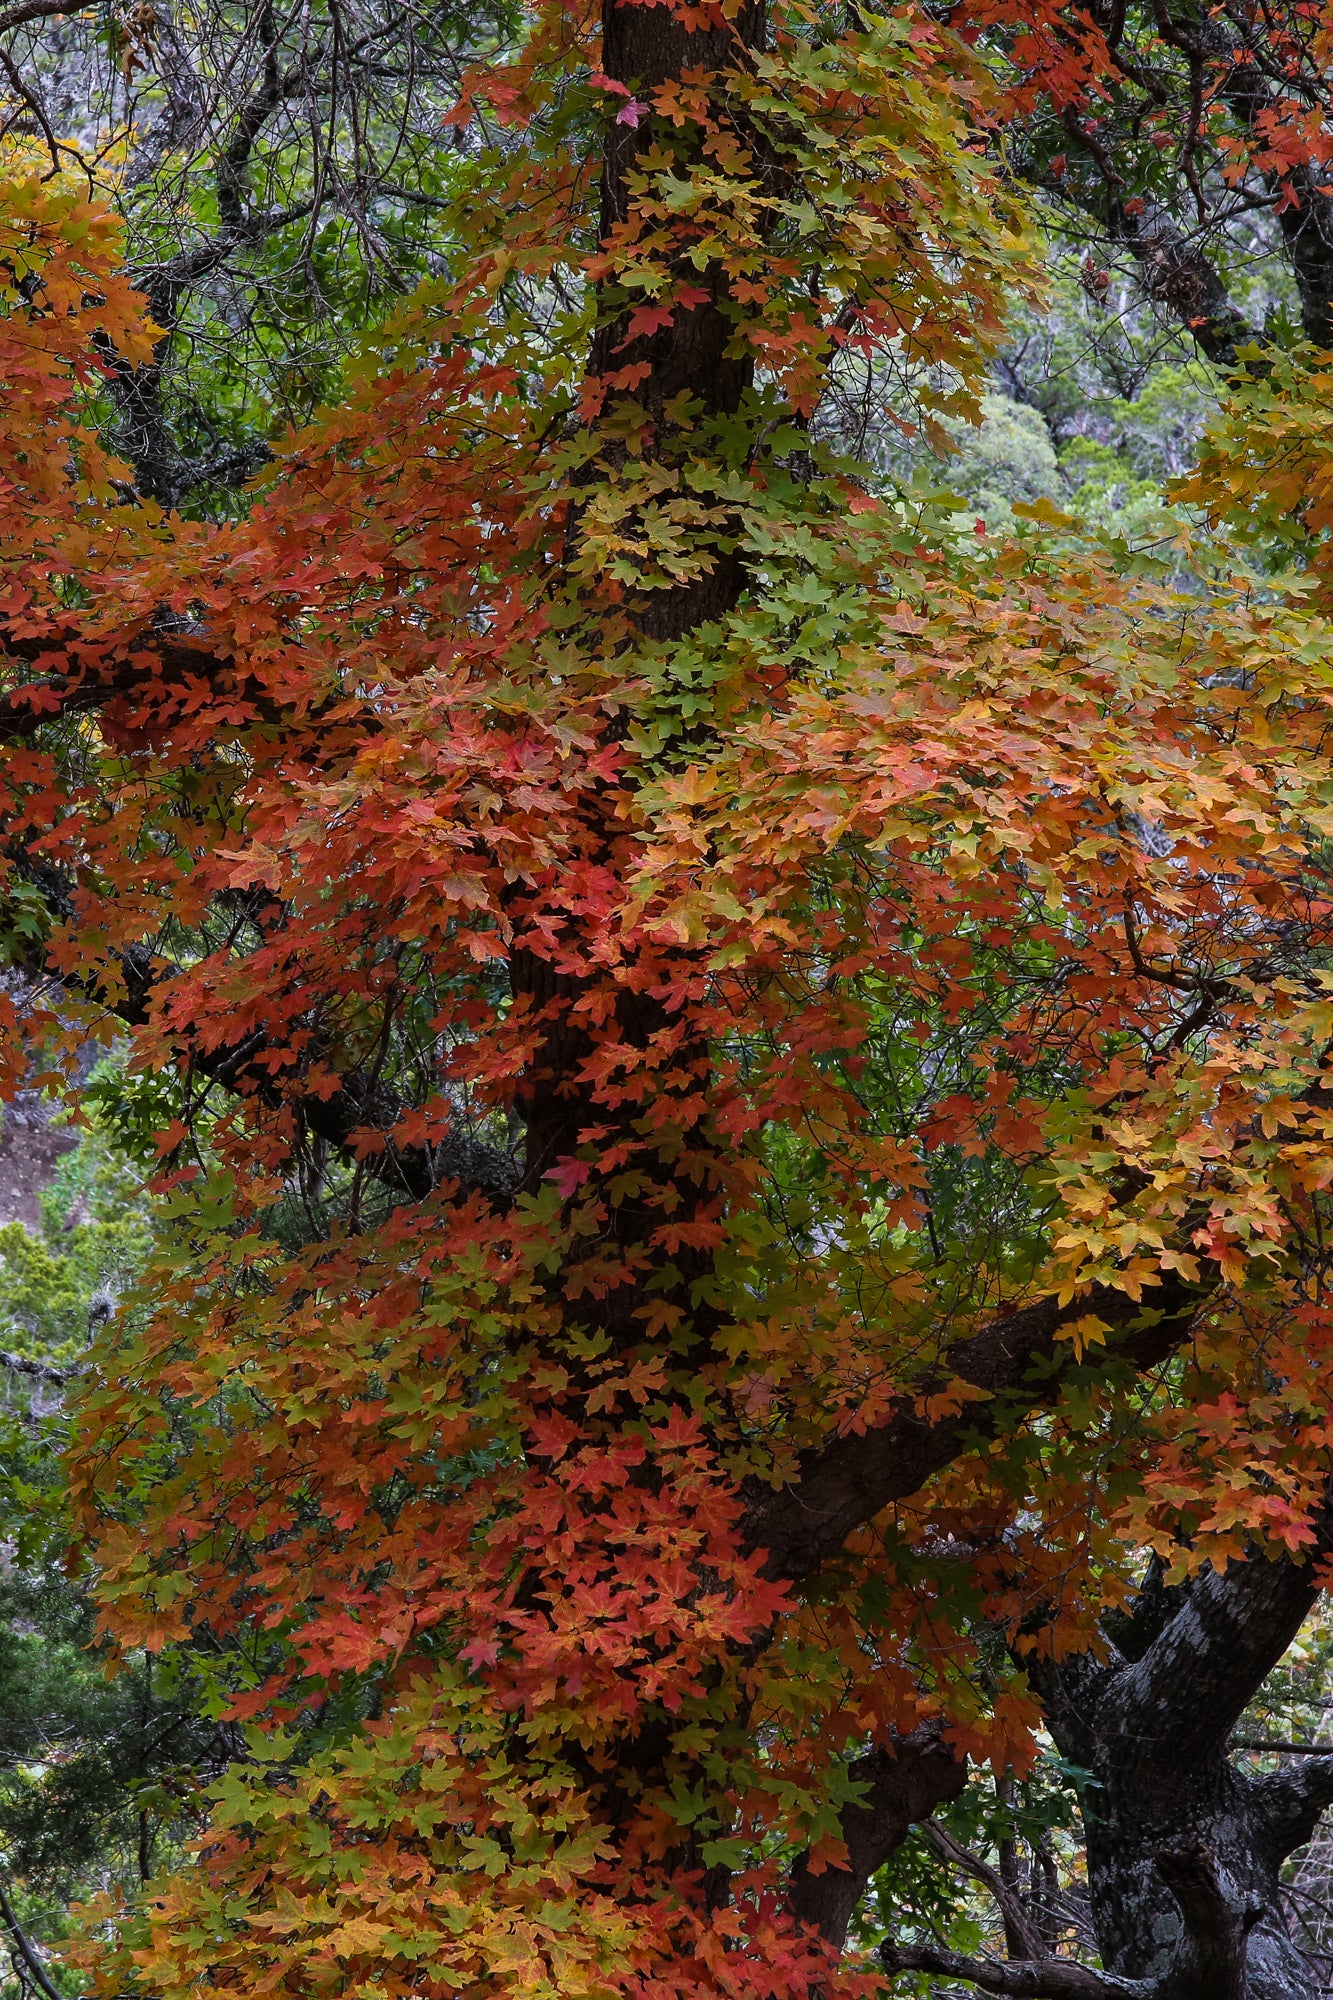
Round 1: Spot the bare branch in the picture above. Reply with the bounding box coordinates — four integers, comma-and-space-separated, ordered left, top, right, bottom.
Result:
1098, 1513, 1333, 1772
0, 1348, 77, 1386
0, 45, 64, 176
1231, 1741, 1333, 1754
878, 1937, 1148, 1997
0, 0, 81, 35
743, 1276, 1201, 1583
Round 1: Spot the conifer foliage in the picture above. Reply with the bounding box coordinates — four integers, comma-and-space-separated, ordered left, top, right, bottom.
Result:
6, 0, 1333, 1994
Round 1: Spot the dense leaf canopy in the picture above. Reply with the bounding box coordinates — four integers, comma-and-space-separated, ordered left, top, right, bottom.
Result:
6, 0, 1333, 1996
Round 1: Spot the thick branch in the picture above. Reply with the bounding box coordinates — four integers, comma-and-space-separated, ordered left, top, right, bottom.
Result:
1105, 197, 1259, 367
1231, 1740, 1333, 1754
125, 950, 519, 1207
1034, 127, 1259, 369
275, 1067, 519, 1205
786, 1725, 967, 1946
1096, 1508, 1333, 1773
878, 1938, 1148, 1997
743, 1278, 1200, 1583
0, 629, 275, 747
0, 1347, 76, 1385
5, 889, 517, 1212
0, 44, 66, 175
0, 636, 520, 1206
1251, 1752, 1333, 1861
0, 0, 80, 33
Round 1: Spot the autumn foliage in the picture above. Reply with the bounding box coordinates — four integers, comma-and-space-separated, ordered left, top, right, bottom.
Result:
5, 0, 1333, 1993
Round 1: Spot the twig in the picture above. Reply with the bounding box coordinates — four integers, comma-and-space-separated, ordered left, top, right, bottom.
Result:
0, 47, 62, 177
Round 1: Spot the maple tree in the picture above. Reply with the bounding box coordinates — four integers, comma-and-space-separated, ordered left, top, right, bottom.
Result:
10, 0, 1333, 1994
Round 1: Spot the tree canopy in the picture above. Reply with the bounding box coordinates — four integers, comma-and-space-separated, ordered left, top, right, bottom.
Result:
6, 0, 1333, 1996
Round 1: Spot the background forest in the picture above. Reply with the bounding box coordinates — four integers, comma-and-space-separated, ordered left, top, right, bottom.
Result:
6, 0, 1333, 1997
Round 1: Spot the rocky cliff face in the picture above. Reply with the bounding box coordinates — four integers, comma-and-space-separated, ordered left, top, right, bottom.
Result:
0, 1094, 77, 1230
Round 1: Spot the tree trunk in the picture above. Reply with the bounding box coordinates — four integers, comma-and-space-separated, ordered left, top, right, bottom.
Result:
1082, 1761, 1304, 1997
1031, 1542, 1333, 1999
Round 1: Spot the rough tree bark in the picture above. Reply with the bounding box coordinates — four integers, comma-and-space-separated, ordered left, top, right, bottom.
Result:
799, 1525, 1333, 1996
867, 1539, 1333, 1999
1025, 1540, 1333, 1999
